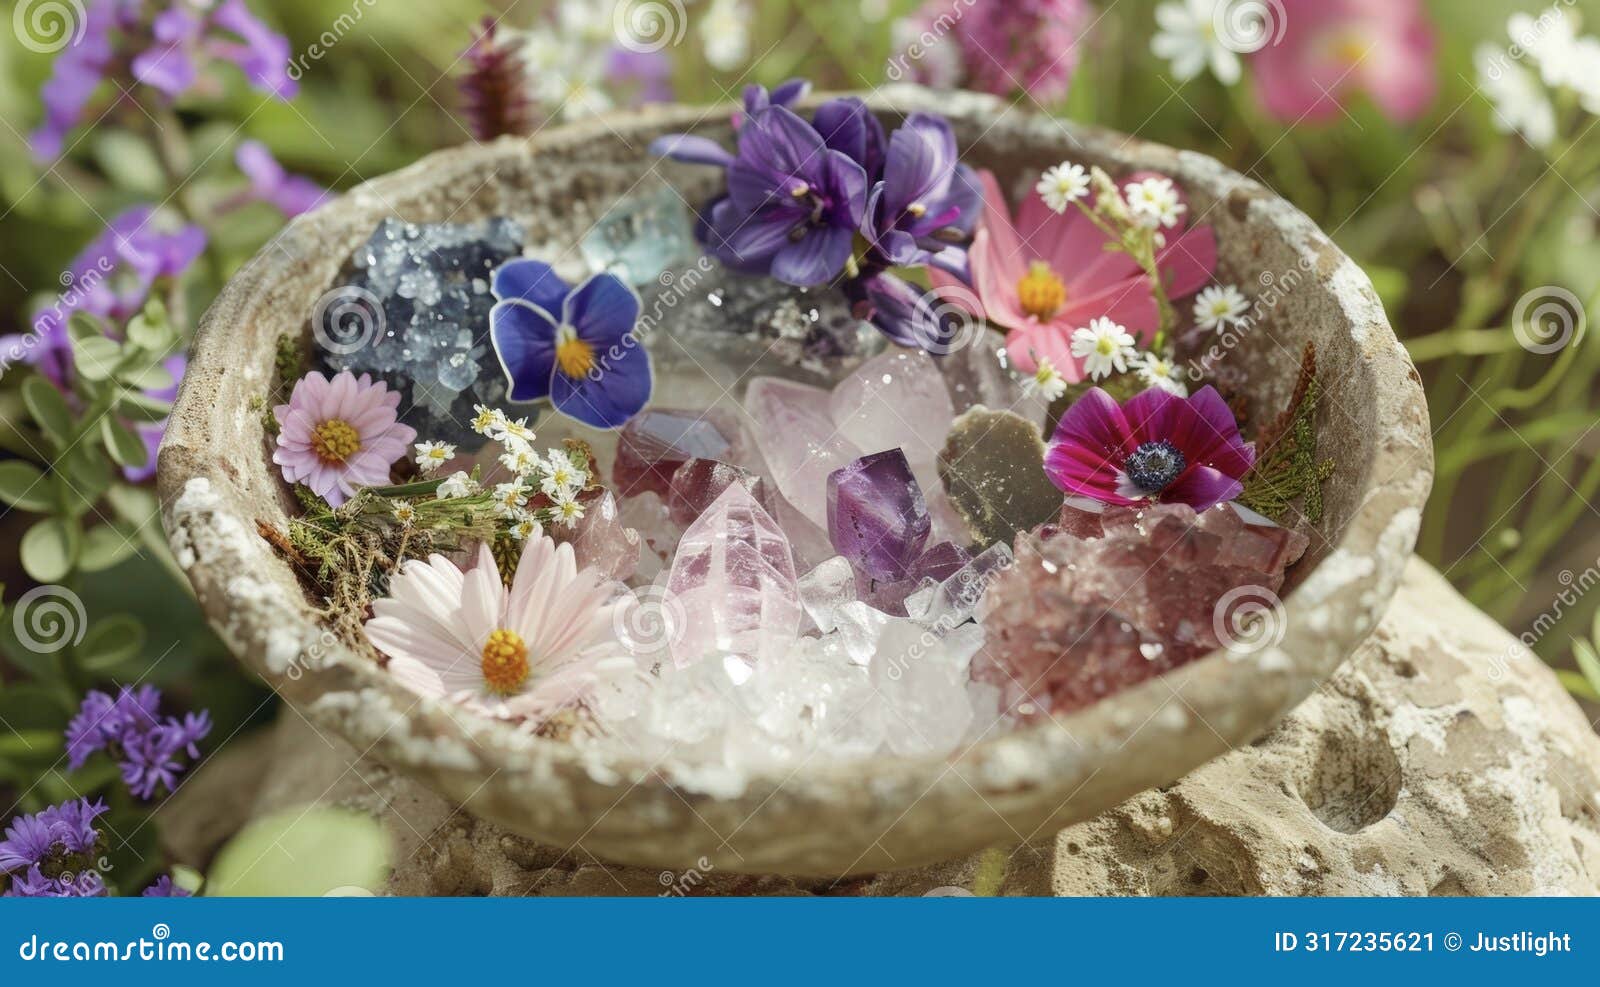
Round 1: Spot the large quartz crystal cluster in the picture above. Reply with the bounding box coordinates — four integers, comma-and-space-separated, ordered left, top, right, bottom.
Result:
553, 247, 1316, 777
315, 218, 525, 449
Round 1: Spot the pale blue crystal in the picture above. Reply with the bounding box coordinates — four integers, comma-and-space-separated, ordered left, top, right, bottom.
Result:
580, 184, 696, 285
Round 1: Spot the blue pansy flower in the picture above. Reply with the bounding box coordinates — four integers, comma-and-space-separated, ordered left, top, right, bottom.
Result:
488, 259, 652, 430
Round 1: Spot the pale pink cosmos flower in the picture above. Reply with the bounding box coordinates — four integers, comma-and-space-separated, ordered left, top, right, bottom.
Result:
1250, 0, 1437, 125
364, 535, 623, 720
931, 169, 1217, 376
272, 371, 416, 507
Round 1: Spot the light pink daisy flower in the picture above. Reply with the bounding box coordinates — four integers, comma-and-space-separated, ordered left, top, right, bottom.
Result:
1251, 0, 1437, 126
930, 169, 1217, 377
364, 532, 622, 720
272, 371, 416, 507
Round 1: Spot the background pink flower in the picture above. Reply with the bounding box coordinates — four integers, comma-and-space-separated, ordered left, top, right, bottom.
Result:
931, 169, 1216, 375
1251, 0, 1438, 124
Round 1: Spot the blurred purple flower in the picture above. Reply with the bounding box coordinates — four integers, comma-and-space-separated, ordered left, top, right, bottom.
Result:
235, 141, 327, 217
606, 48, 673, 105
65, 685, 211, 799
0, 798, 110, 897
132, 0, 297, 100
32, 0, 296, 161
124, 353, 187, 482
142, 875, 191, 897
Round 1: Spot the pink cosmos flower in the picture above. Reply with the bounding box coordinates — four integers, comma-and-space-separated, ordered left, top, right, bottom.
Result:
364, 536, 622, 720
1044, 385, 1253, 511
931, 169, 1217, 376
1251, 0, 1437, 125
272, 370, 415, 507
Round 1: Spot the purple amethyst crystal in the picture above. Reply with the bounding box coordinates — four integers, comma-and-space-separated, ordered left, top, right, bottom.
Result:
613, 407, 743, 498
826, 448, 932, 583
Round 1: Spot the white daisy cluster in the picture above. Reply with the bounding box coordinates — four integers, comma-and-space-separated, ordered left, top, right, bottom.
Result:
1477, 9, 1600, 149
1124, 176, 1186, 231
413, 406, 591, 532
1036, 161, 1091, 213
1070, 317, 1137, 381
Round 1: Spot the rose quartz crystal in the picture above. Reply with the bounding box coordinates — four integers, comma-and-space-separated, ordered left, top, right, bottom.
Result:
974, 501, 1309, 715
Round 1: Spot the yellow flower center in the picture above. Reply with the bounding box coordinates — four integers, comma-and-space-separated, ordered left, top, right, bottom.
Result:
1016, 261, 1066, 319
555, 325, 596, 379
480, 628, 530, 695
1328, 31, 1369, 69
310, 419, 361, 463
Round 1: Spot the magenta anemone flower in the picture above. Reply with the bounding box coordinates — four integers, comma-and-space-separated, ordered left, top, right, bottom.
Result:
1044, 386, 1254, 511
1250, 0, 1437, 125
931, 169, 1216, 375
272, 371, 416, 507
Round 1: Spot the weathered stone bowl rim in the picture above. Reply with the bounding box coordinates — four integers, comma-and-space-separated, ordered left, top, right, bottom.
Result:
158, 86, 1433, 875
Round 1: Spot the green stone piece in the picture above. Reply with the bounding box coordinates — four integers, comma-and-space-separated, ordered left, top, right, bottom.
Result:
937, 406, 1064, 546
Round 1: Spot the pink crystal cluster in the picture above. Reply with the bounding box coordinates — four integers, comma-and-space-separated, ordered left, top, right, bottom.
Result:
974, 501, 1309, 715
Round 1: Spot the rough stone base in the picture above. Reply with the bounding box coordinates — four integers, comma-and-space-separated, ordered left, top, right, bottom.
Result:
161, 558, 1600, 895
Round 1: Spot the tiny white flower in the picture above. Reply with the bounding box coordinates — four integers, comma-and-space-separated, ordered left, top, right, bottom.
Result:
1125, 176, 1186, 230
492, 481, 529, 517
1133, 353, 1189, 396
1151, 0, 1241, 86
1192, 284, 1250, 331
1508, 10, 1582, 91
492, 415, 536, 445
470, 405, 505, 437
1475, 43, 1557, 148
1070, 317, 1137, 381
499, 444, 540, 478
1573, 38, 1600, 115
552, 491, 586, 528
391, 501, 417, 526
436, 471, 477, 500
539, 453, 587, 498
412, 440, 456, 473
701, 0, 752, 72
1035, 162, 1090, 213
509, 516, 539, 541
1022, 357, 1070, 402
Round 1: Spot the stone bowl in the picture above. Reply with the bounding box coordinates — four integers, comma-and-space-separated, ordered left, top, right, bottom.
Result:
157, 87, 1432, 877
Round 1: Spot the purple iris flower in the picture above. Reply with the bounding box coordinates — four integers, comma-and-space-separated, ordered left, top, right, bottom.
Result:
235, 141, 327, 218
860, 112, 980, 272
741, 78, 811, 116
702, 106, 868, 286
812, 97, 886, 185
489, 259, 652, 430
1044, 386, 1255, 512
65, 685, 211, 799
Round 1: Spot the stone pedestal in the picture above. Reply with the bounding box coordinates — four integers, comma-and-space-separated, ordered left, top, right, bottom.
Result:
161, 558, 1600, 895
